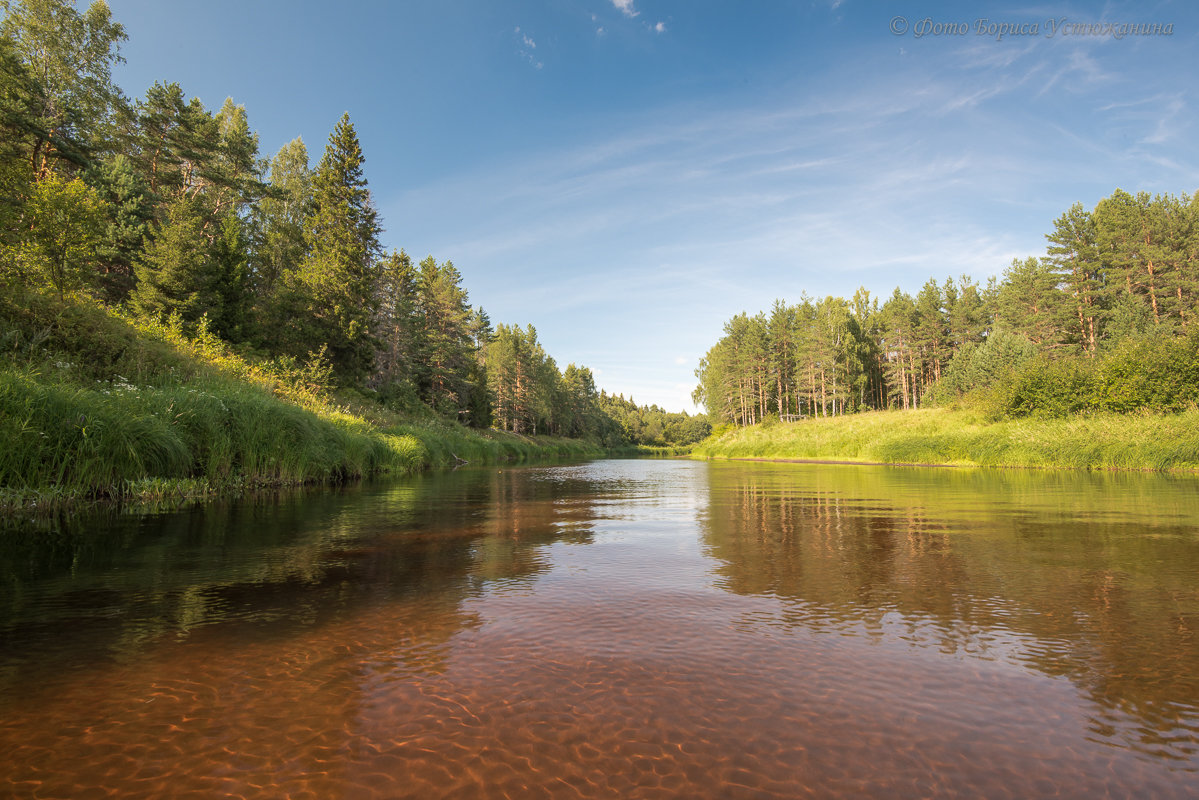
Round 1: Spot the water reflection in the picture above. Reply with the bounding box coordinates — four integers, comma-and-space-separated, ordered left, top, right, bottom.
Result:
1, 458, 1197, 798
700, 461, 1199, 763
0, 464, 606, 690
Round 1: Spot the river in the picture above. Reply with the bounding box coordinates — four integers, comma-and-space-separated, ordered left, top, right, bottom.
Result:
1, 458, 1196, 798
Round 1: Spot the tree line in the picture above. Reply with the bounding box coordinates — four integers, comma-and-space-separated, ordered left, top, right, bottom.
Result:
695, 189, 1199, 423
0, 0, 709, 447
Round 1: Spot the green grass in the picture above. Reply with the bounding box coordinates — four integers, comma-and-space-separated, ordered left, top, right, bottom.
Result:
691, 407, 1199, 472
0, 290, 605, 512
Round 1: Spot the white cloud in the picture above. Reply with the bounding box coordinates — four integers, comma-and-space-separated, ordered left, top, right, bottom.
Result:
653, 21, 666, 34
612, 0, 638, 18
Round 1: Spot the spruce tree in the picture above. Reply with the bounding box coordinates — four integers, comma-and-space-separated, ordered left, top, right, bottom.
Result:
131, 196, 247, 334
86, 152, 150, 302
373, 248, 418, 390
416, 255, 472, 413
287, 113, 381, 382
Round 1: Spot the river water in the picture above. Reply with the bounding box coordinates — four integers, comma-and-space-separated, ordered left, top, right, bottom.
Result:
1, 459, 1197, 798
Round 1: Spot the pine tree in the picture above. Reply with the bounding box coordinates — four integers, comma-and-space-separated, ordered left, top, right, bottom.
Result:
879, 289, 918, 409
913, 279, 949, 386
851, 287, 886, 409
995, 257, 1064, 346
944, 275, 987, 350
0, 36, 40, 251
768, 299, 797, 417
487, 323, 524, 432
210, 97, 262, 216
1094, 190, 1156, 324
1046, 202, 1102, 353
463, 305, 493, 426
207, 212, 250, 341
128, 81, 189, 198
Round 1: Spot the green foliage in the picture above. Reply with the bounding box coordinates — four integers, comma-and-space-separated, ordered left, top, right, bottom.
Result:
995, 257, 1062, 346
131, 196, 247, 334
989, 354, 1099, 417
1103, 292, 1155, 344
982, 330, 1199, 418
0, 366, 190, 492
597, 391, 709, 447
9, 171, 104, 298
0, 36, 40, 232
251, 136, 310, 304
85, 152, 151, 301
931, 330, 1038, 403
415, 255, 475, 415
0, 1, 669, 510
1097, 333, 1199, 412
0, 0, 127, 173
697, 295, 875, 425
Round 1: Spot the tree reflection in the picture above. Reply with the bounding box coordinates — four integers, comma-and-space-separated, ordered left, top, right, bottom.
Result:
0, 465, 599, 691
699, 462, 1199, 761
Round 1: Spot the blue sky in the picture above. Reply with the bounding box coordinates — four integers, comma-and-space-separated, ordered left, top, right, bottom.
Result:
104, 0, 1199, 412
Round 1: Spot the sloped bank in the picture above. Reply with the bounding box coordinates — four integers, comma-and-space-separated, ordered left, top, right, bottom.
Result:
0, 292, 601, 513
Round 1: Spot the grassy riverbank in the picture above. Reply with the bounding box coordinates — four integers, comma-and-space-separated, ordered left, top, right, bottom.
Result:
691, 407, 1199, 472
0, 291, 602, 512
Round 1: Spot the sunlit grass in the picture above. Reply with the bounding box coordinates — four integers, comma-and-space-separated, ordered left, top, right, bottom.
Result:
0, 290, 604, 510
692, 407, 1199, 472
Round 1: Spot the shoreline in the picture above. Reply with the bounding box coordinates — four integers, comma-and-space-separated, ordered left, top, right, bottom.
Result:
0, 443, 676, 519
689, 407, 1199, 474
697, 454, 1199, 473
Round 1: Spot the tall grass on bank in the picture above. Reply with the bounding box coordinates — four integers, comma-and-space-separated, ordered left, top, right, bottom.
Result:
0, 291, 604, 511
0, 366, 421, 495
691, 408, 1199, 472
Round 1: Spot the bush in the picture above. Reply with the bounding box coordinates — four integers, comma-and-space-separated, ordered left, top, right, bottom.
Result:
932, 330, 1038, 404
985, 329, 1199, 418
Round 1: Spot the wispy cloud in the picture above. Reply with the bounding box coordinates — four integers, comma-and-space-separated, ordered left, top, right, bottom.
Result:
1034, 46, 1114, 96
1138, 95, 1184, 145
383, 34, 1199, 410
653, 21, 666, 34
